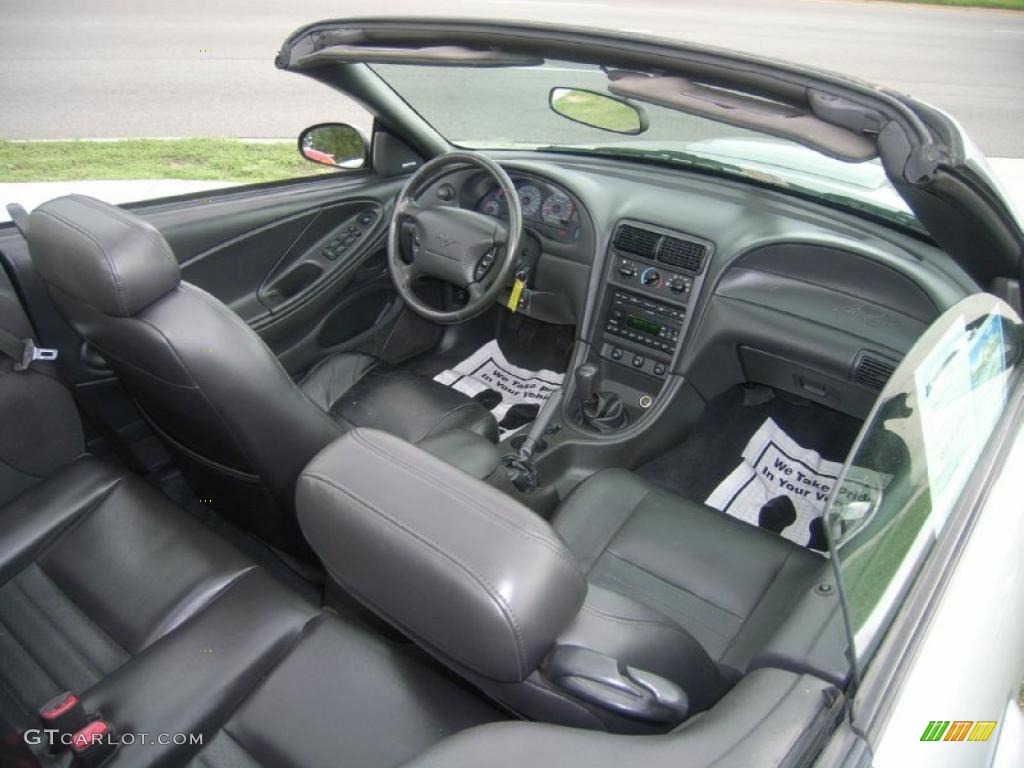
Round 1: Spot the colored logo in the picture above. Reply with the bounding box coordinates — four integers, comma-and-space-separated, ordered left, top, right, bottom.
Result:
920, 720, 997, 742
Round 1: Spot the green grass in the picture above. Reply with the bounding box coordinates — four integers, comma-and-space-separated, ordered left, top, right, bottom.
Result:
877, 0, 1024, 9
0, 138, 337, 183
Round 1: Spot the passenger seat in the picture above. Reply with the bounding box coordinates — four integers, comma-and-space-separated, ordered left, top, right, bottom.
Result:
553, 469, 824, 679
295, 429, 828, 733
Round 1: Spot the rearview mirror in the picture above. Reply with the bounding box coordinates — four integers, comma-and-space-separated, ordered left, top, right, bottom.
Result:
298, 123, 367, 169
549, 88, 647, 135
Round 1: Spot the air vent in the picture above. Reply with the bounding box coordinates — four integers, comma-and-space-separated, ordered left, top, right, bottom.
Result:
852, 353, 897, 391
658, 236, 707, 273
613, 224, 660, 259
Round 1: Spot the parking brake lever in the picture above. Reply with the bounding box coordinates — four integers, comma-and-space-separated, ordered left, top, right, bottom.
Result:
503, 387, 563, 493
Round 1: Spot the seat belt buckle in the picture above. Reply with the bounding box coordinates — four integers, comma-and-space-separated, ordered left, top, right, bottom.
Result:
14, 339, 58, 371
38, 691, 88, 743
70, 719, 118, 767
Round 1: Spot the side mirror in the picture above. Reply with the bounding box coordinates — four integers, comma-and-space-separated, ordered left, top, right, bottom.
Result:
549, 88, 647, 135
298, 123, 367, 169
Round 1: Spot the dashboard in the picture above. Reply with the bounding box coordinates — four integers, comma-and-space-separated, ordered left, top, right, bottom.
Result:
420, 155, 974, 420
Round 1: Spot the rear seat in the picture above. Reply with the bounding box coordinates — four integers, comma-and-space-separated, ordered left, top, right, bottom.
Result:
1, 454, 502, 767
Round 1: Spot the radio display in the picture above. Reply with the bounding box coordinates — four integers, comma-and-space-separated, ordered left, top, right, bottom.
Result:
626, 314, 662, 336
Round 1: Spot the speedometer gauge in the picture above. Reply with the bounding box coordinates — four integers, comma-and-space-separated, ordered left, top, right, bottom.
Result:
541, 191, 575, 226
517, 184, 542, 217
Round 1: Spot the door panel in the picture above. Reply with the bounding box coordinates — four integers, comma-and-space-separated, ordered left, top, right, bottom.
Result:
125, 172, 411, 375
176, 209, 316, 321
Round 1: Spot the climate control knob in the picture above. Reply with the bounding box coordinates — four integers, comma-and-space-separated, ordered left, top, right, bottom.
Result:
641, 269, 662, 287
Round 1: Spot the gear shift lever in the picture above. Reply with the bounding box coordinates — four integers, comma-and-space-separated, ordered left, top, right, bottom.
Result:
574, 362, 629, 432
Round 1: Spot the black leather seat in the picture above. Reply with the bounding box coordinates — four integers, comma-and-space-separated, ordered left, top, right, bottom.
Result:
25, 194, 497, 551
552, 469, 824, 680
1, 454, 502, 768
295, 430, 827, 733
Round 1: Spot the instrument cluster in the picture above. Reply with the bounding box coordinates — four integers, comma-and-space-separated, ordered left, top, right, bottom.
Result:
475, 178, 580, 242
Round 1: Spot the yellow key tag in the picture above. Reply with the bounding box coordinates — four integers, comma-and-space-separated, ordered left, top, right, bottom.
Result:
507, 278, 525, 312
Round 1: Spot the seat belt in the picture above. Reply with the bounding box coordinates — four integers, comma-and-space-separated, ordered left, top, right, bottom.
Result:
0, 326, 58, 371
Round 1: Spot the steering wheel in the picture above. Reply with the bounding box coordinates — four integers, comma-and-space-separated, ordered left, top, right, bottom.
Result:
388, 151, 523, 324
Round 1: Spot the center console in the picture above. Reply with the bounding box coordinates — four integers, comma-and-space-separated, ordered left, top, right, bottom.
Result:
595, 221, 714, 381
569, 220, 713, 433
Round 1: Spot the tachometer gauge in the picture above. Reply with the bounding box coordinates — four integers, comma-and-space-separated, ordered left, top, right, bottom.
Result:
541, 191, 575, 226
517, 184, 542, 218
480, 189, 505, 217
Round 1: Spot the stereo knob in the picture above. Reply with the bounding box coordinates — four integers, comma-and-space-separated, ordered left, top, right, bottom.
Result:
641, 269, 661, 287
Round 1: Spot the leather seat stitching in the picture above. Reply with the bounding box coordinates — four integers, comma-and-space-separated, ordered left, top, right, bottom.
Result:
592, 564, 736, 651
303, 471, 529, 679
602, 549, 745, 620
593, 480, 656, 566
0, 667, 39, 721
1, 469, 126, 587
579, 603, 684, 634
6, 574, 110, 680
720, 549, 801, 664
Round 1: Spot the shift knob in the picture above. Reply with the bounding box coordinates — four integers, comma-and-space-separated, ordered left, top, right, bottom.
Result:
575, 363, 599, 406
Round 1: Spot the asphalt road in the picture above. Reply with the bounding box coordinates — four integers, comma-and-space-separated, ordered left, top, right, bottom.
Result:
1, 0, 1022, 157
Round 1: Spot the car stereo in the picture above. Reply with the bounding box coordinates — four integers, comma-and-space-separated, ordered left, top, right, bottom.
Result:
604, 290, 683, 355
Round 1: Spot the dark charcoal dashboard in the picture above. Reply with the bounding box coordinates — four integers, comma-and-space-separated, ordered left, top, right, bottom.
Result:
421, 155, 975, 423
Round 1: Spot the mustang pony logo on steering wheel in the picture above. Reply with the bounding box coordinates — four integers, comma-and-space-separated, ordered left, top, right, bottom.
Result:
434, 233, 458, 249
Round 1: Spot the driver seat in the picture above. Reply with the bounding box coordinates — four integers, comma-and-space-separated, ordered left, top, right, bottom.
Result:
26, 195, 498, 552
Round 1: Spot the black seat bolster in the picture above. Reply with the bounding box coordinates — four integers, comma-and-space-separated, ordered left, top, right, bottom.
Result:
83, 568, 320, 767
0, 456, 124, 583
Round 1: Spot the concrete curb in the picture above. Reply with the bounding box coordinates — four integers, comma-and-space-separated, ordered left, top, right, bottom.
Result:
0, 180, 241, 221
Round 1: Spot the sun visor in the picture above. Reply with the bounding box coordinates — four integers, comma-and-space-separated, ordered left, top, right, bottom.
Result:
295, 44, 542, 69
609, 74, 877, 163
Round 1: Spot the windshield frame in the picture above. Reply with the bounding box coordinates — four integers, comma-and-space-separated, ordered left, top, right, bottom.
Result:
364, 60, 928, 238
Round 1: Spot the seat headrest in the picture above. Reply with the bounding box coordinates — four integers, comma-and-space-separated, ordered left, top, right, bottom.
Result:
28, 195, 181, 317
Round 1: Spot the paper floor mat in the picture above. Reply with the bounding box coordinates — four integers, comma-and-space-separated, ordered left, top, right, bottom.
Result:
433, 340, 563, 436
705, 418, 848, 551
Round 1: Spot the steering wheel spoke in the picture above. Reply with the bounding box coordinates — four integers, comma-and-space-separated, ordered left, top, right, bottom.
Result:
399, 258, 422, 282
466, 281, 486, 302
492, 222, 510, 246
396, 198, 424, 219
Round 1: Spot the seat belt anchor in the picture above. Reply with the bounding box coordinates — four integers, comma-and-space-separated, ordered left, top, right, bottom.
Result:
15, 339, 58, 371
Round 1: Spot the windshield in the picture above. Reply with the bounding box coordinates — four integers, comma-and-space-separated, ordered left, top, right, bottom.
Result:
369, 61, 922, 233
825, 294, 1022, 672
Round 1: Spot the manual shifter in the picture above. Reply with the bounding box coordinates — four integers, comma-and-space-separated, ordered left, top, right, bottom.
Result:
574, 363, 629, 432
